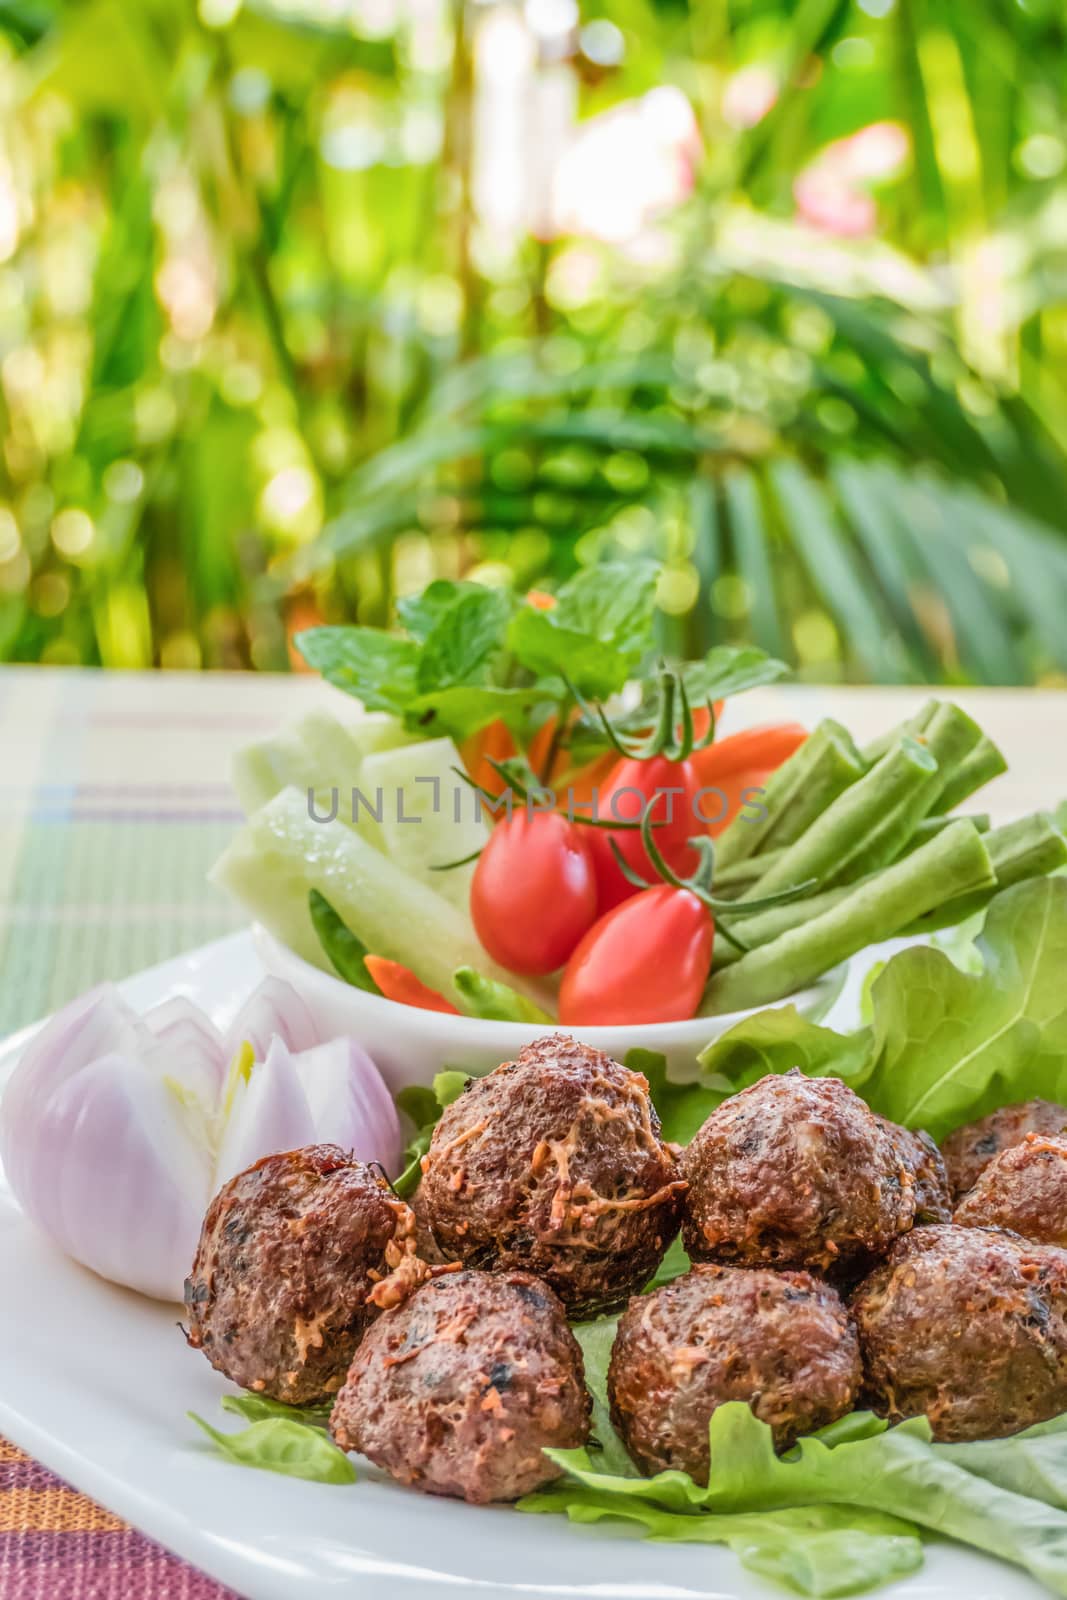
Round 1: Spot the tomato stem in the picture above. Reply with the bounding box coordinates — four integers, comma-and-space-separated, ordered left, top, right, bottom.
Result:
562, 664, 716, 763
474, 756, 668, 832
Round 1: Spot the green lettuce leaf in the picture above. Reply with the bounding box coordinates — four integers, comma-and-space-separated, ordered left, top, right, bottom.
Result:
526, 1401, 1067, 1598
522, 1490, 922, 1598
626, 1046, 724, 1144
860, 876, 1067, 1136
937, 1414, 1067, 1509
188, 1411, 355, 1484
394, 1068, 471, 1197
697, 1009, 873, 1096
570, 1316, 634, 1478
698, 877, 1067, 1141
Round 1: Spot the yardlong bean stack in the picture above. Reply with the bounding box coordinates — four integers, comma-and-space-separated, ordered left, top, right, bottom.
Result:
702, 702, 1066, 1014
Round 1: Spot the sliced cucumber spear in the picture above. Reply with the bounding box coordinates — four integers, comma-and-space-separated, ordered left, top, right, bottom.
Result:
360, 737, 487, 914
231, 708, 410, 822
211, 785, 551, 1007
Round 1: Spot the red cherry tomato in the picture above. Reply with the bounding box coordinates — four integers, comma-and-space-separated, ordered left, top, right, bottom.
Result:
559, 885, 714, 1026
472, 811, 597, 975
589, 755, 703, 913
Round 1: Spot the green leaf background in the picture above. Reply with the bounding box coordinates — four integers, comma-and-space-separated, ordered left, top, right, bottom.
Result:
2, 0, 1067, 677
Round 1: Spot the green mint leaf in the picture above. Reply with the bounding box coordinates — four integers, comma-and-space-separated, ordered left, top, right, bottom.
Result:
397, 579, 486, 642
683, 644, 789, 703
188, 1412, 355, 1484
293, 627, 418, 714
508, 608, 632, 699
552, 561, 659, 657
404, 683, 550, 742
508, 561, 660, 699
416, 586, 515, 692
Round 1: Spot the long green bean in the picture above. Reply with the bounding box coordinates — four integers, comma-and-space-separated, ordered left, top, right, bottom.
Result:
896, 813, 990, 856
903, 814, 1067, 933
713, 813, 1024, 968
932, 736, 1008, 814
749, 736, 935, 894
859, 699, 938, 765
713, 720, 865, 869
714, 880, 853, 968
712, 814, 988, 894
701, 820, 995, 1015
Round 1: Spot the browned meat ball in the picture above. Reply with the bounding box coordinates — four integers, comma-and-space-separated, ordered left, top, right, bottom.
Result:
955, 1133, 1067, 1245
941, 1099, 1067, 1198
330, 1269, 590, 1503
682, 1071, 920, 1273
851, 1223, 1067, 1441
418, 1035, 685, 1318
185, 1145, 426, 1405
608, 1265, 860, 1482
878, 1118, 952, 1223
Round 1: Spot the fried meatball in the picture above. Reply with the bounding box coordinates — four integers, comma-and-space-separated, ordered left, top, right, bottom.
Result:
418, 1035, 685, 1318
608, 1265, 860, 1482
941, 1099, 1067, 1198
185, 1145, 426, 1404
852, 1223, 1067, 1441
682, 1071, 918, 1273
955, 1133, 1067, 1245
330, 1269, 590, 1503
878, 1118, 952, 1223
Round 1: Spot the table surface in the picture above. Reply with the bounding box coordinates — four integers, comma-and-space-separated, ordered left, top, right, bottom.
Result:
1, 664, 1065, 1600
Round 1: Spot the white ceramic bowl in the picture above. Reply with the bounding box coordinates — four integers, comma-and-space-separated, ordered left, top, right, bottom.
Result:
255, 925, 843, 1094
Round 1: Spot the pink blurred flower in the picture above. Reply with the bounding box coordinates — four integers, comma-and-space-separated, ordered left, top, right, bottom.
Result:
722, 65, 779, 130
794, 121, 909, 237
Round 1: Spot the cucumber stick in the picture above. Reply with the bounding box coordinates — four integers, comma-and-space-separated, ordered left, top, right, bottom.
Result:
211, 786, 549, 1007
231, 709, 411, 819
360, 737, 486, 913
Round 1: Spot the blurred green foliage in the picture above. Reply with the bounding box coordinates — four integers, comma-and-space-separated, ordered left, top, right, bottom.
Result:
1, 0, 1066, 682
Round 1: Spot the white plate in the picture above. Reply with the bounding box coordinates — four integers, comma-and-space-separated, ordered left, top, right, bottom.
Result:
0, 932, 1044, 1600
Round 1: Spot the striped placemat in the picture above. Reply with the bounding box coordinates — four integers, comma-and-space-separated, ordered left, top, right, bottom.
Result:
0, 1438, 236, 1600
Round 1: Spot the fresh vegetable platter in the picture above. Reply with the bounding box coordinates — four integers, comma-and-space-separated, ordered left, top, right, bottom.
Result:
214, 564, 1062, 1031
4, 566, 1067, 1600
